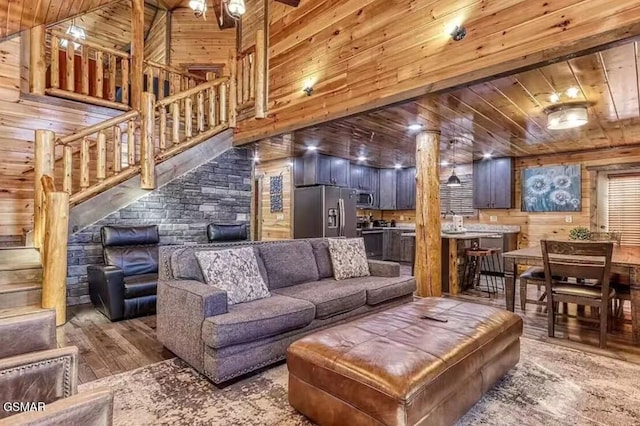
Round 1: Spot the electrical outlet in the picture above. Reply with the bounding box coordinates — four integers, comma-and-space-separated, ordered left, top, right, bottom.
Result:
565, 216, 573, 223
276, 214, 284, 220
489, 215, 498, 222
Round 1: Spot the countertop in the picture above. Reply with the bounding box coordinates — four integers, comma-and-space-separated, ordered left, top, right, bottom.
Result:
357, 224, 521, 234
400, 232, 501, 239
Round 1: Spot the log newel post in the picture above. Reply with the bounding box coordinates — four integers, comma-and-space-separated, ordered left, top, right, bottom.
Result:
414, 98, 442, 297
140, 92, 156, 189
34, 130, 55, 250
42, 187, 69, 326
30, 25, 46, 95
254, 29, 267, 119
131, 0, 145, 110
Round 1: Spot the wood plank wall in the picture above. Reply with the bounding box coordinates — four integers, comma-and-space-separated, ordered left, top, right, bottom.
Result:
381, 148, 640, 249
255, 158, 293, 240
233, 0, 640, 145
144, 10, 169, 64
240, 0, 265, 52
169, 9, 236, 69
0, 35, 119, 242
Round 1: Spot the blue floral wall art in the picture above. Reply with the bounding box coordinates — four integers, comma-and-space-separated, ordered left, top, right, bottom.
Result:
521, 165, 581, 212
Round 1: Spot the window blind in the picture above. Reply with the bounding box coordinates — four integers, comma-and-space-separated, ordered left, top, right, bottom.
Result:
607, 173, 640, 246
440, 173, 476, 217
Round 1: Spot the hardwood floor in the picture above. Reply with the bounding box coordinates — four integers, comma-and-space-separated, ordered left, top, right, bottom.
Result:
59, 282, 640, 385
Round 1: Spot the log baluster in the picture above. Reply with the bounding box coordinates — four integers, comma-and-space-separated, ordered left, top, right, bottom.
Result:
65, 42, 74, 89
159, 107, 167, 151
172, 102, 180, 145
145, 66, 153, 93
220, 81, 228, 124
255, 29, 267, 118
80, 137, 90, 189
97, 131, 107, 181
113, 125, 122, 173
185, 97, 193, 138
127, 119, 136, 166
50, 36, 60, 89
197, 91, 205, 132
140, 92, 156, 189
121, 58, 130, 106
108, 54, 117, 101
95, 51, 104, 98
208, 83, 217, 127
63, 144, 73, 194
81, 46, 89, 95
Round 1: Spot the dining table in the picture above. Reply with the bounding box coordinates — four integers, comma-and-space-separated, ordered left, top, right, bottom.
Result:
502, 245, 640, 344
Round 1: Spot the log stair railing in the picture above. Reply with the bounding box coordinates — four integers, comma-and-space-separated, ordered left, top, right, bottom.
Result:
33, 77, 231, 240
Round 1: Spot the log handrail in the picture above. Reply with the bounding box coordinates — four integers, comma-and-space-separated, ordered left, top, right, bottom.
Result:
143, 60, 206, 83
49, 30, 131, 59
156, 77, 229, 107
57, 111, 139, 145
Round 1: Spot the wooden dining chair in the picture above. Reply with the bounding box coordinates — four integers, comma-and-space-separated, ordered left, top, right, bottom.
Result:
541, 240, 615, 348
589, 232, 629, 316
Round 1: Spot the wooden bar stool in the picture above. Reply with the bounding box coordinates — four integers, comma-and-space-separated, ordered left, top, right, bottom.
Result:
463, 248, 498, 295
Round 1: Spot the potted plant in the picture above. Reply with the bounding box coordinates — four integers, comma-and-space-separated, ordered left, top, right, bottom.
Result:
569, 226, 590, 241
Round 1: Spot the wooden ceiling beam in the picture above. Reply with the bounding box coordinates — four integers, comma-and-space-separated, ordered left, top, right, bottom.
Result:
274, 0, 300, 6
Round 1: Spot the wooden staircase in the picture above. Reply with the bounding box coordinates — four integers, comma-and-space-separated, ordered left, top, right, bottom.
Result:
0, 247, 43, 314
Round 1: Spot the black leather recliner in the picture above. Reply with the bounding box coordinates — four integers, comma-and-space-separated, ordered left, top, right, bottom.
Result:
207, 223, 248, 242
88, 225, 159, 321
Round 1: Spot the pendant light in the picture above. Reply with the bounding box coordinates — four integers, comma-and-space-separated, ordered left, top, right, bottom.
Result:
446, 140, 461, 187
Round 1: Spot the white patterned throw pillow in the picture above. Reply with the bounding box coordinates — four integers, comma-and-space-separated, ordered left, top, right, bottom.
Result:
328, 238, 371, 280
195, 247, 270, 305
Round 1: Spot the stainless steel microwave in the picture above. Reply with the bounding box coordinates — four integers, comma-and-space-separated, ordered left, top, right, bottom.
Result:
356, 192, 375, 208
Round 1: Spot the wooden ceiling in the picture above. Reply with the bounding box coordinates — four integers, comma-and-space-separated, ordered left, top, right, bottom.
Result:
49, 1, 157, 52
0, 0, 119, 40
258, 39, 640, 168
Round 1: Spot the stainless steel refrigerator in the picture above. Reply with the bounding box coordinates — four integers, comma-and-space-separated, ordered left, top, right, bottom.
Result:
294, 186, 357, 238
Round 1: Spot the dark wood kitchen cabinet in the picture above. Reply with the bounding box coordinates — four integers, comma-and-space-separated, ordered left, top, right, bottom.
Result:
294, 153, 350, 187
396, 167, 416, 210
350, 165, 378, 192
362, 231, 383, 259
473, 157, 514, 209
379, 169, 397, 210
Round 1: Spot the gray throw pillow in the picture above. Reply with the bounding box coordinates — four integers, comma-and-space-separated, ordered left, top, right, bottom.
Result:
328, 238, 370, 280
195, 247, 270, 305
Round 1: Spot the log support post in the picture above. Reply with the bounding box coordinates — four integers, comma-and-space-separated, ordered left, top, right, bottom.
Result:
140, 92, 156, 189
42, 190, 69, 326
131, 0, 145, 110
414, 98, 442, 297
34, 130, 55, 249
254, 29, 267, 119
30, 25, 46, 95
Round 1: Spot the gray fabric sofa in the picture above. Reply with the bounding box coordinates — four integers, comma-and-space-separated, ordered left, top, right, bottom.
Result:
157, 238, 416, 384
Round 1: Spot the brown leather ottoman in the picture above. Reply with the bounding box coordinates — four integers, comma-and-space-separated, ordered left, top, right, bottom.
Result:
287, 298, 523, 426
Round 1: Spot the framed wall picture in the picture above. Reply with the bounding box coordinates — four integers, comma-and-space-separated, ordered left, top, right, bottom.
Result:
521, 165, 581, 212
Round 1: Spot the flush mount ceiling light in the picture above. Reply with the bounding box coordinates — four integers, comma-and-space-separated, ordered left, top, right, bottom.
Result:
305, 145, 317, 151
565, 86, 580, 99
358, 156, 367, 162
446, 140, 461, 187
394, 163, 402, 169
483, 153, 492, 159
549, 92, 560, 103
440, 160, 449, 167
546, 104, 589, 130
302, 79, 314, 96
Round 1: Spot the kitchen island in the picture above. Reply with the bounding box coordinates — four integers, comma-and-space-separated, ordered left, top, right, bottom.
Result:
398, 225, 520, 295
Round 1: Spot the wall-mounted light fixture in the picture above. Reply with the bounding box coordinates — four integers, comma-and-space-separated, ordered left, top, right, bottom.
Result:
303, 79, 314, 96
189, 0, 207, 18
224, 0, 246, 20
445, 20, 467, 41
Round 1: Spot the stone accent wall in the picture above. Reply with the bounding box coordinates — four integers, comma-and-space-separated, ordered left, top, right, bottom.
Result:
66, 149, 252, 306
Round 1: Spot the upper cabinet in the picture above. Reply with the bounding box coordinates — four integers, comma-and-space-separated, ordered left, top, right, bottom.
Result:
379, 169, 397, 210
396, 167, 416, 210
473, 157, 514, 209
294, 153, 350, 187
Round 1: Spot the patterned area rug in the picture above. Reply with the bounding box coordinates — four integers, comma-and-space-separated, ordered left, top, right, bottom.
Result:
80, 337, 640, 425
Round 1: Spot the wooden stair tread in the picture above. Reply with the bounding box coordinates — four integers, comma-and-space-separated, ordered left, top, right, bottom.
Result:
0, 262, 42, 272
0, 306, 46, 319
0, 247, 41, 265
0, 282, 42, 294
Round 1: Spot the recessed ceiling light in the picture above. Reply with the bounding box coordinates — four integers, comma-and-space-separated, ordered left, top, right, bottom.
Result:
483, 153, 492, 159
358, 156, 367, 162
306, 145, 317, 151
407, 124, 423, 131
549, 93, 560, 103
394, 163, 402, 169
566, 87, 580, 99
440, 160, 449, 166
252, 156, 260, 163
